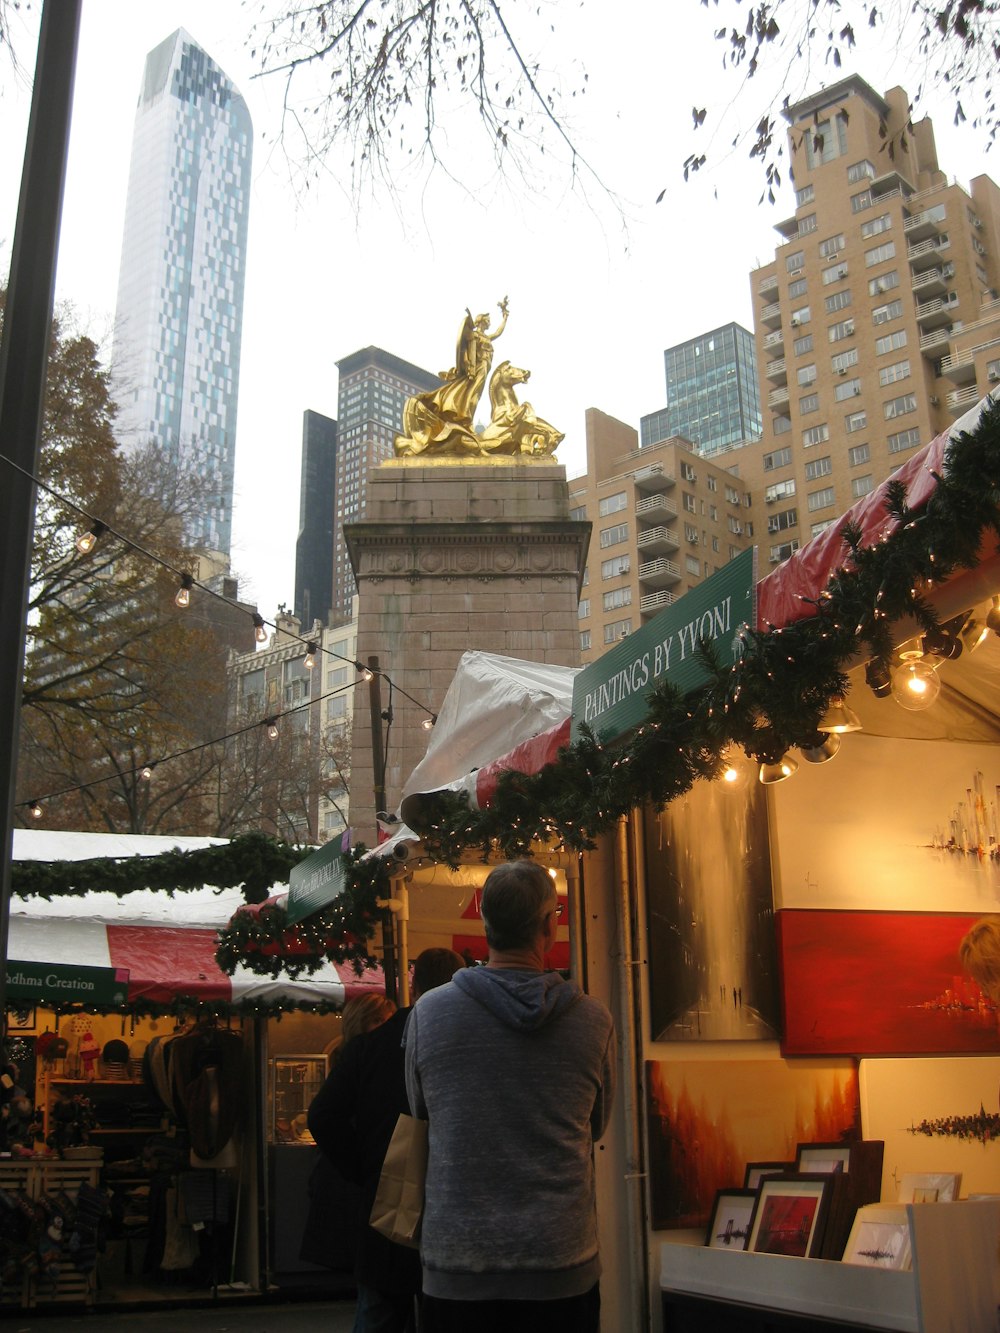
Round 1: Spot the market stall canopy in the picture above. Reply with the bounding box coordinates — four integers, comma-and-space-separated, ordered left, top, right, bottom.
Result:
10, 830, 385, 1009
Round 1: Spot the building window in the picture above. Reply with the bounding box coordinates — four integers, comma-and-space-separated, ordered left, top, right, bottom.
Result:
770, 539, 800, 563
569, 505, 587, 521
791, 305, 811, 327
844, 410, 867, 434
852, 474, 874, 499
684, 523, 699, 543
603, 586, 632, 611
872, 299, 903, 325
875, 329, 908, 355
604, 619, 632, 643
579, 630, 591, 652
849, 443, 871, 466
811, 519, 837, 537
865, 241, 897, 267
601, 555, 631, 579
834, 376, 863, 401
599, 522, 628, 548
822, 261, 849, 285
825, 289, 853, 314
803, 423, 830, 447
788, 277, 809, 299
683, 492, 696, 512
879, 359, 911, 387
796, 183, 815, 206
767, 507, 798, 533
798, 213, 818, 234
860, 213, 893, 239
765, 479, 797, 503
831, 347, 859, 374
712, 535, 720, 552
828, 317, 855, 342
598, 491, 627, 517
785, 250, 806, 272
725, 485, 740, 505
868, 270, 900, 297
681, 461, 697, 482
709, 504, 718, 520
578, 598, 590, 619
799, 392, 820, 414
685, 554, 701, 576
707, 475, 718, 491
792, 333, 814, 356
850, 189, 873, 213
884, 393, 917, 420
804, 114, 848, 168
819, 233, 846, 259
847, 159, 876, 183
805, 455, 832, 481
808, 486, 835, 512
763, 446, 793, 471
773, 415, 792, 435
727, 514, 743, 534
888, 427, 922, 454
797, 363, 817, 386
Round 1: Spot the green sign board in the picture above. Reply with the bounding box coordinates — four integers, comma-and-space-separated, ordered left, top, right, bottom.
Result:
287, 839, 348, 925
571, 547, 757, 745
6, 961, 130, 1006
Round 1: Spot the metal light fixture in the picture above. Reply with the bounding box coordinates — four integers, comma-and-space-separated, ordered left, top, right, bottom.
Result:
960, 617, 989, 654
864, 659, 892, 699
818, 695, 862, 734
987, 595, 1000, 635
76, 520, 106, 554
798, 732, 841, 764
252, 613, 268, 644
266, 717, 280, 740
759, 753, 799, 784
174, 572, 194, 609
421, 714, 437, 731
304, 641, 318, 670
891, 652, 941, 711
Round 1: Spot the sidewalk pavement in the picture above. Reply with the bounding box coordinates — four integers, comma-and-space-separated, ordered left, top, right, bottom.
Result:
6, 1296, 358, 1332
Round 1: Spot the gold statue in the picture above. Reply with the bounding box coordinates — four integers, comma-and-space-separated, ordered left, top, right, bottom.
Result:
394, 300, 562, 459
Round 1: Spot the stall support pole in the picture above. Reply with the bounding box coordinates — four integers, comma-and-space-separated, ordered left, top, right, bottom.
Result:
253, 1014, 270, 1294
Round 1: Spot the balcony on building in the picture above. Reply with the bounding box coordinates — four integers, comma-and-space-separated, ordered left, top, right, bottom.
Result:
767, 385, 790, 411
758, 273, 779, 299
762, 328, 785, 355
638, 556, 682, 587
904, 205, 947, 243
633, 462, 676, 494
940, 347, 983, 385
906, 235, 950, 271
869, 168, 915, 203
635, 493, 678, 522
946, 384, 982, 415
911, 266, 950, 299
636, 525, 680, 556
760, 301, 782, 330
773, 215, 799, 240
640, 589, 678, 617
919, 326, 952, 358
765, 357, 787, 385
915, 295, 954, 330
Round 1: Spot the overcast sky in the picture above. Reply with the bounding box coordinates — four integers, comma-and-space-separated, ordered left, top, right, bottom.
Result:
0, 1, 993, 621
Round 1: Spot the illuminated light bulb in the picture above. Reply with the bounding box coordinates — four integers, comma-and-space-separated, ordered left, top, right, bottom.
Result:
304, 641, 318, 670
759, 754, 799, 784
76, 521, 106, 554
891, 653, 942, 711
252, 613, 268, 644
356, 661, 374, 683
28, 800, 43, 821
175, 573, 194, 609
818, 695, 862, 734
139, 765, 154, 781
421, 714, 437, 731
266, 718, 279, 740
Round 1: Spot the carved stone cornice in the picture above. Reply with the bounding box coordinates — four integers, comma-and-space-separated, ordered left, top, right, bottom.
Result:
345, 522, 588, 583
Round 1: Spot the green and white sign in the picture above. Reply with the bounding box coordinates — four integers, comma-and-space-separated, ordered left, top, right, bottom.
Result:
287, 839, 347, 925
5, 961, 129, 1006
571, 547, 757, 745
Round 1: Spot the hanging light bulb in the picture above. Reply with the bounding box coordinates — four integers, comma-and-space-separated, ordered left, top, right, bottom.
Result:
355, 661, 374, 683
27, 799, 43, 821
818, 695, 862, 734
864, 660, 892, 699
798, 732, 841, 764
266, 717, 280, 740
891, 652, 942, 711
174, 572, 194, 609
717, 747, 750, 789
76, 520, 106, 554
139, 764, 154, 782
303, 641, 318, 670
421, 714, 438, 731
252, 613, 268, 644
759, 753, 799, 784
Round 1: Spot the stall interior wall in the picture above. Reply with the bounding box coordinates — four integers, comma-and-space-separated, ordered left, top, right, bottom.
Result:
632, 729, 1000, 1331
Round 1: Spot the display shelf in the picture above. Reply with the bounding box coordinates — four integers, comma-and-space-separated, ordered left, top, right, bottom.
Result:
660, 1200, 1000, 1333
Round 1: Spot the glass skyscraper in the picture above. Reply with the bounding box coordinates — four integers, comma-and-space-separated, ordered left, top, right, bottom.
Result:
641, 322, 762, 457
111, 29, 253, 558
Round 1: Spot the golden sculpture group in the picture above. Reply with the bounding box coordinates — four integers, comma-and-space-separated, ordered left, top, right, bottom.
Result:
394, 299, 564, 459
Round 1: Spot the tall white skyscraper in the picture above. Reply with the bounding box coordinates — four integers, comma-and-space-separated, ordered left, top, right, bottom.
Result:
111, 29, 253, 558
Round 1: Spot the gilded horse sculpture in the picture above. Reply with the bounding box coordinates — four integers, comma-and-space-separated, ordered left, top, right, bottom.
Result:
393, 301, 562, 459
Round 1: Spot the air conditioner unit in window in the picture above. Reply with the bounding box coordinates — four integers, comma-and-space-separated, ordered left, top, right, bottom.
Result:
791, 315, 801, 326
839, 267, 848, 278
837, 367, 847, 375
769, 554, 782, 564
988, 369, 1000, 383
853, 386, 862, 395
929, 395, 940, 406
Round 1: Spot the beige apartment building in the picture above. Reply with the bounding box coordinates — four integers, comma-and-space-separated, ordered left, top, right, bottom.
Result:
744, 75, 1000, 565
569, 408, 755, 664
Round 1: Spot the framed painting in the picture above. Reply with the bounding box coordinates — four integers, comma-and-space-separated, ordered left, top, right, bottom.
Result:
796, 1142, 850, 1173
642, 782, 779, 1043
860, 1057, 1000, 1200
898, 1171, 961, 1202
705, 1189, 756, 1249
843, 1204, 912, 1270
778, 910, 999, 1056
744, 1161, 794, 1190
748, 1174, 832, 1258
647, 1056, 859, 1230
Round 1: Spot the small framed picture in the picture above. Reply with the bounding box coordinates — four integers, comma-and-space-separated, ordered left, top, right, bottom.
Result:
748, 1173, 833, 1259
743, 1160, 794, 1191
843, 1204, 912, 1270
796, 1142, 850, 1174
705, 1189, 757, 1250
6, 1005, 36, 1034
898, 1172, 961, 1203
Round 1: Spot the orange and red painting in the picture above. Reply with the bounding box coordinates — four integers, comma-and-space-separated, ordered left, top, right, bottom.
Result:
646, 1057, 860, 1229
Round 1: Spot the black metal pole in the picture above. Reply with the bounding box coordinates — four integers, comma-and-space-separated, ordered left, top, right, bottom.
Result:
0, 2, 83, 1020
366, 655, 398, 1002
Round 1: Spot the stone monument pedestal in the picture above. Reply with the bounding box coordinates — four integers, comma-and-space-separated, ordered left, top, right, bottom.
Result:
344, 460, 589, 844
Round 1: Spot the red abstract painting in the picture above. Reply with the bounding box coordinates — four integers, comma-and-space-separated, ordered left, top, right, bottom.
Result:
779, 910, 1000, 1056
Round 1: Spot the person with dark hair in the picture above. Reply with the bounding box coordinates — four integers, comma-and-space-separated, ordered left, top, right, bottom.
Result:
309, 947, 465, 1333
405, 861, 616, 1333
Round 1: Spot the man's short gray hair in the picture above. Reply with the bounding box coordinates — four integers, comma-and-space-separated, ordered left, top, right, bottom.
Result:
480, 860, 554, 952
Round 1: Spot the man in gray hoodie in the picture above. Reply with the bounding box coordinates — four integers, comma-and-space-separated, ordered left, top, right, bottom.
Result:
404, 859, 616, 1333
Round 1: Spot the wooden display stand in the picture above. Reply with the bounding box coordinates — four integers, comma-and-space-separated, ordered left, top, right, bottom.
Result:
0, 1157, 102, 1309
660, 1200, 1000, 1332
